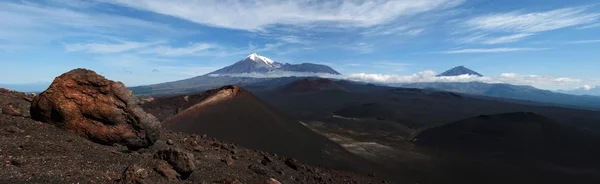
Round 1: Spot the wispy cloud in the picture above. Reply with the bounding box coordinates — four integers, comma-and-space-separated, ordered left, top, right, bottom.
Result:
455, 6, 600, 45
481, 33, 534, 44
64, 40, 164, 53
0, 1, 183, 49
565, 39, 600, 44
465, 7, 599, 33
139, 43, 220, 56
455, 33, 534, 44
433, 47, 548, 54
578, 22, 600, 29
104, 0, 465, 31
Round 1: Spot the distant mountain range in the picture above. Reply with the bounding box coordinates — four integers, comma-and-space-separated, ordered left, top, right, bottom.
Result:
209, 53, 341, 75
436, 66, 483, 77
557, 86, 600, 96
0, 82, 50, 93
402, 82, 600, 110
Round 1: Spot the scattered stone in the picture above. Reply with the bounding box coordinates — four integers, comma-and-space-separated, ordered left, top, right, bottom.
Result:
193, 146, 205, 152
223, 179, 242, 184
5, 125, 24, 133
261, 155, 273, 166
10, 159, 22, 167
230, 150, 238, 154
277, 170, 284, 175
265, 178, 281, 184
232, 155, 239, 160
166, 139, 174, 145
2, 103, 21, 116
155, 161, 180, 180
121, 164, 148, 184
285, 158, 299, 170
248, 164, 268, 175
30, 68, 161, 150
222, 155, 234, 166
201, 134, 207, 139
155, 148, 196, 178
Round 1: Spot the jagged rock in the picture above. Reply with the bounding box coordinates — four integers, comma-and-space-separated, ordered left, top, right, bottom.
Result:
155, 148, 196, 178
5, 125, 24, 134
261, 155, 273, 165
121, 164, 148, 184
155, 161, 180, 180
2, 103, 21, 116
222, 155, 234, 166
265, 178, 281, 184
30, 69, 160, 149
223, 179, 242, 184
285, 158, 299, 170
248, 164, 268, 175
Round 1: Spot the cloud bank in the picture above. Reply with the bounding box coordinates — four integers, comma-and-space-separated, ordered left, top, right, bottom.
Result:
209, 70, 586, 90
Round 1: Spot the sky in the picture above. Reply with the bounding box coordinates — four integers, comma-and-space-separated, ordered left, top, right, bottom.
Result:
1, 0, 600, 91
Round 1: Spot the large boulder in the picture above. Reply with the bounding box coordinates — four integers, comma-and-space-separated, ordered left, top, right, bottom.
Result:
30, 68, 160, 149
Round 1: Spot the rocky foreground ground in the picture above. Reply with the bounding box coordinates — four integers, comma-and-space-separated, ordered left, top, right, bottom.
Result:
0, 70, 388, 184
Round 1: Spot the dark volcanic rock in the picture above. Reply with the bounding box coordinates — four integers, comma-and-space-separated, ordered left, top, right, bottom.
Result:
155, 148, 196, 178
2, 103, 21, 116
155, 161, 180, 180
285, 158, 300, 170
30, 68, 160, 149
121, 164, 149, 184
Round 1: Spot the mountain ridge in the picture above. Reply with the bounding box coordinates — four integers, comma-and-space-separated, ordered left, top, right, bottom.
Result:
209, 53, 340, 75
437, 66, 483, 77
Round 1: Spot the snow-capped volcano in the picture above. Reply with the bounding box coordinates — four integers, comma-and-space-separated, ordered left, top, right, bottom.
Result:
245, 53, 281, 69
208, 53, 340, 75
437, 66, 483, 77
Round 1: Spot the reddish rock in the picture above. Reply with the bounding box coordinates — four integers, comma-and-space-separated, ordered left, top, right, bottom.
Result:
121, 164, 148, 184
265, 178, 281, 184
155, 148, 196, 178
155, 161, 180, 180
2, 103, 21, 116
30, 68, 160, 149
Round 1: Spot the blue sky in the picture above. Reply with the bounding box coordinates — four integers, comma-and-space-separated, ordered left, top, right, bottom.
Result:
1, 0, 600, 90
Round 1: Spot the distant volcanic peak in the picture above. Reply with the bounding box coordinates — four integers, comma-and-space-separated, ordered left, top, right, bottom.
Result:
243, 53, 280, 69
247, 53, 275, 65
437, 66, 483, 77
207, 53, 340, 75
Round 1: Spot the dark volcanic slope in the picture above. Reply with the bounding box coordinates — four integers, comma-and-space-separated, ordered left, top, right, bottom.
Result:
142, 86, 387, 179
280, 78, 345, 93
414, 112, 600, 165
0, 88, 386, 184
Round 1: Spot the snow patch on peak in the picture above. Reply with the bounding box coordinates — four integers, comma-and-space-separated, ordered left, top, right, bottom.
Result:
246, 53, 275, 64
245, 53, 279, 69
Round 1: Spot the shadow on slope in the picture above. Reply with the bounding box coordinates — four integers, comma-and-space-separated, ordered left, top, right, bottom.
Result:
141, 86, 394, 181
413, 112, 600, 184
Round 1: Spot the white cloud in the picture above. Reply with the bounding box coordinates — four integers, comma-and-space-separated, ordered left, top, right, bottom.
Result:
104, 0, 465, 31
140, 43, 220, 56
582, 85, 593, 90
433, 47, 548, 54
578, 22, 600, 29
481, 33, 534, 44
209, 70, 584, 90
64, 40, 164, 53
566, 39, 600, 44
455, 33, 534, 44
0, 1, 182, 49
465, 7, 599, 33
